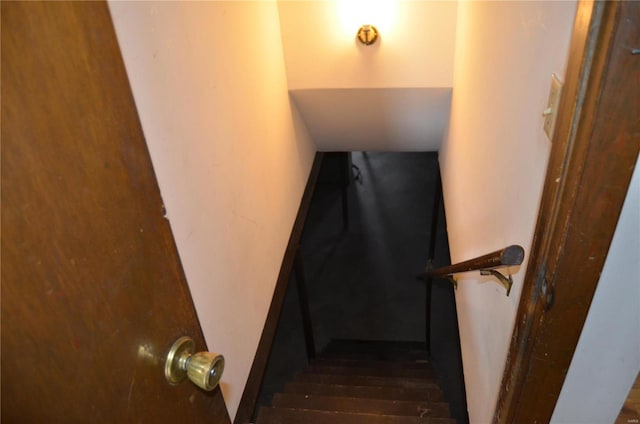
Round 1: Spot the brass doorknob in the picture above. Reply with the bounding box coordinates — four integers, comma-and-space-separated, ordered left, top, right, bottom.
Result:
165, 336, 224, 391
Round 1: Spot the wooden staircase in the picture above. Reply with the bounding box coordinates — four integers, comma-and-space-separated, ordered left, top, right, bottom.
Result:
255, 340, 455, 424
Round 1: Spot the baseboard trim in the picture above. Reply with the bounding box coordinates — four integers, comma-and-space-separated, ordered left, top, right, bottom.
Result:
234, 152, 324, 424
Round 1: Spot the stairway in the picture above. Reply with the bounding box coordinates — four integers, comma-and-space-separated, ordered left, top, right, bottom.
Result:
255, 340, 455, 424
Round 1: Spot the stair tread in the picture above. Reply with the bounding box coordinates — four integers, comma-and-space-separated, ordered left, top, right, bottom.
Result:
272, 393, 451, 417
304, 364, 435, 379
256, 407, 456, 424
294, 373, 439, 389
255, 340, 454, 423
284, 382, 444, 402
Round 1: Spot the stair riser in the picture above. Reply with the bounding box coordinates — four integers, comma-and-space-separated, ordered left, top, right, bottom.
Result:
321, 341, 430, 362
256, 407, 456, 424
305, 365, 436, 379
320, 351, 430, 362
312, 358, 432, 371
284, 383, 445, 402
295, 374, 439, 390
272, 393, 451, 418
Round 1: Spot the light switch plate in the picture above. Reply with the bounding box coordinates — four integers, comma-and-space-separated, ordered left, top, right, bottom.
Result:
544, 74, 563, 141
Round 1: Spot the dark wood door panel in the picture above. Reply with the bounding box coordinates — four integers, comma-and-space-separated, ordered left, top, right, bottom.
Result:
1, 2, 229, 422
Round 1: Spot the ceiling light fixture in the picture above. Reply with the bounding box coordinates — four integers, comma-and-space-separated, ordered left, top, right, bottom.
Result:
357, 25, 379, 45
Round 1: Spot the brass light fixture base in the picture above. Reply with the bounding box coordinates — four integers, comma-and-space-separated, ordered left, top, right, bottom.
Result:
357, 25, 379, 45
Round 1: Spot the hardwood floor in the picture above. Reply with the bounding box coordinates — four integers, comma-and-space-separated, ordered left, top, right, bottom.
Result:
617, 372, 640, 424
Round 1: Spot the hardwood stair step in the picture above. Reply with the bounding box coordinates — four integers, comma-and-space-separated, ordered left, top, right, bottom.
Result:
255, 407, 456, 424
304, 364, 436, 379
254, 340, 455, 424
284, 382, 445, 402
272, 393, 451, 418
294, 373, 439, 389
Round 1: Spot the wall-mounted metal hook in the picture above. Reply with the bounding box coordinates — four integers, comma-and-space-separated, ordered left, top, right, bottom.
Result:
480, 269, 513, 296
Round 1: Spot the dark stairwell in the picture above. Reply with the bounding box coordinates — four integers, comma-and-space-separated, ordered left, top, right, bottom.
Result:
253, 152, 468, 423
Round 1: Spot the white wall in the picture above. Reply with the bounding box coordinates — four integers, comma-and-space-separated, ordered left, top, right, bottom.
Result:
277, 0, 457, 152
439, 2, 577, 422
108, 2, 316, 419
551, 158, 640, 424
277, 0, 457, 90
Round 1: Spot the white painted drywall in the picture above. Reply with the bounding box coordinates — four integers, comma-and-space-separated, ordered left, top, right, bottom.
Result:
551, 158, 640, 424
277, 1, 457, 152
290, 88, 452, 151
439, 1, 577, 422
277, 1, 457, 90
108, 2, 316, 419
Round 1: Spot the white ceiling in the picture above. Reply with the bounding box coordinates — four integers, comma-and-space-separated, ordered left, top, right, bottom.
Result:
290, 88, 452, 152
278, 1, 458, 152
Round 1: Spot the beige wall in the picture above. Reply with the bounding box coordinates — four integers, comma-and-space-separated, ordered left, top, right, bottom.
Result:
278, 0, 457, 89
277, 1, 457, 152
108, 2, 316, 419
439, 1, 577, 422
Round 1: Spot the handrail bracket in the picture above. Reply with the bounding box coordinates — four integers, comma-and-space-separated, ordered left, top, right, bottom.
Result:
480, 269, 513, 296
447, 276, 458, 290
422, 245, 523, 296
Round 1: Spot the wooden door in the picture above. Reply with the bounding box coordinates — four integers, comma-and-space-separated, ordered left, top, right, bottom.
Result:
1, 2, 230, 422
